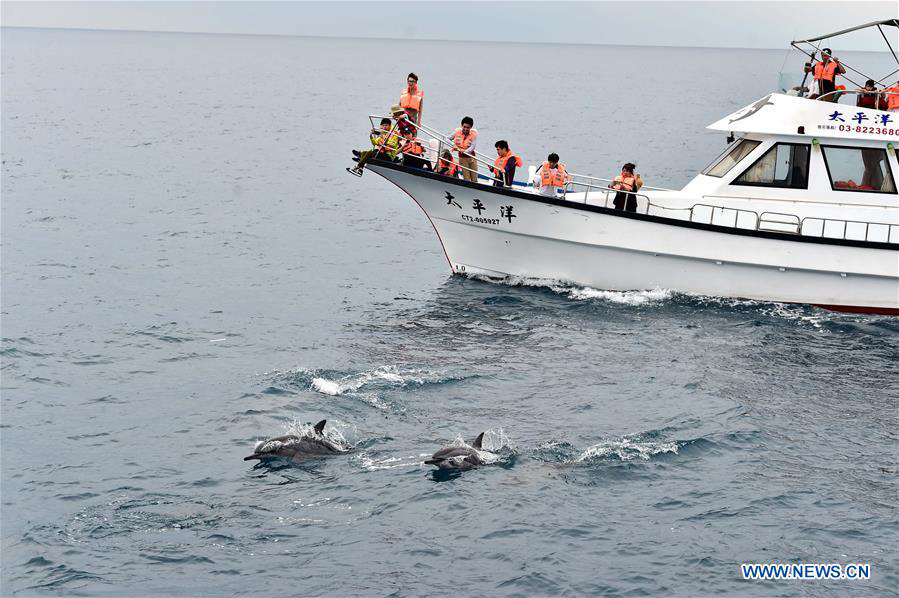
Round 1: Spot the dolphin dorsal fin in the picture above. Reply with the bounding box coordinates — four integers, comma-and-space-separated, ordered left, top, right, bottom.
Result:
314, 420, 327, 435
472, 432, 485, 449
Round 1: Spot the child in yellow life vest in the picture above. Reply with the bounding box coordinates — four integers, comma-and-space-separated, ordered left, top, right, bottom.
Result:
348, 118, 400, 176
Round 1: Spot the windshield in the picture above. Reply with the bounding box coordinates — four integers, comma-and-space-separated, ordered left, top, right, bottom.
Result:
702, 139, 761, 178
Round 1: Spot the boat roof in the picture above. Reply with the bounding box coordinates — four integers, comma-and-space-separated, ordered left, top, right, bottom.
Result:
707, 93, 899, 142
791, 19, 898, 45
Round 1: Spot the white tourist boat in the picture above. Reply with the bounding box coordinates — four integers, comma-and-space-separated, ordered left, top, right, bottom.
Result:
357, 20, 899, 314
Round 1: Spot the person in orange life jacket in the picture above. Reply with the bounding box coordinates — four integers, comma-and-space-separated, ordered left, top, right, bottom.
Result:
399, 72, 424, 125
489, 140, 523, 188
536, 153, 569, 197
436, 150, 460, 178
400, 131, 431, 170
856, 80, 887, 110
885, 81, 899, 111
391, 104, 418, 138
451, 116, 478, 183
610, 162, 643, 212
804, 48, 846, 102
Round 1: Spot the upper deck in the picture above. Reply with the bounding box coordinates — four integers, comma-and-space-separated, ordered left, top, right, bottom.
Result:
708, 93, 899, 143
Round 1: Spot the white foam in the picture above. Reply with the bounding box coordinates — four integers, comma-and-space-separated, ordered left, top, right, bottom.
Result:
564, 287, 672, 305
575, 437, 680, 462
354, 453, 431, 471
448, 428, 513, 464
308, 366, 455, 401
311, 377, 342, 395
469, 274, 672, 306
282, 419, 352, 450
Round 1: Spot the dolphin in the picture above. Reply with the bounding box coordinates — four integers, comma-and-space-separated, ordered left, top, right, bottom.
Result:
243, 420, 348, 461
425, 432, 488, 470
728, 94, 774, 124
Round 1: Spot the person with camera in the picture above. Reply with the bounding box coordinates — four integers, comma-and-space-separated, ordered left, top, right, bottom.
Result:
804, 48, 846, 102
348, 118, 401, 176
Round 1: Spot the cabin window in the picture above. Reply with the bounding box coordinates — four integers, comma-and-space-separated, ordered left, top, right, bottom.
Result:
733, 143, 810, 189
821, 146, 896, 193
702, 139, 761, 177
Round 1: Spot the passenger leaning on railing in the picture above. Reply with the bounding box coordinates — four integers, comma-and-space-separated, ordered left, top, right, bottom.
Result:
610, 163, 643, 212
348, 118, 401, 176
399, 132, 432, 171
536, 153, 569, 197
451, 117, 478, 183
857, 79, 888, 110
436, 150, 460, 178
489, 140, 522, 188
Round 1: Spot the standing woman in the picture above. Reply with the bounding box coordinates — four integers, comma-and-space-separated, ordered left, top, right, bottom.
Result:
400, 73, 424, 125
610, 163, 643, 212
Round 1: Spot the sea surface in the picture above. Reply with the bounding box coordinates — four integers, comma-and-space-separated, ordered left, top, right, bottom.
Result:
2, 28, 898, 597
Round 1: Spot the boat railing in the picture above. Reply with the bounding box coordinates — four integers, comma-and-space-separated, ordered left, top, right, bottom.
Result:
813, 88, 899, 106
560, 179, 654, 214
361, 115, 898, 245
690, 204, 760, 230
566, 171, 674, 192
366, 114, 506, 184
800, 216, 899, 244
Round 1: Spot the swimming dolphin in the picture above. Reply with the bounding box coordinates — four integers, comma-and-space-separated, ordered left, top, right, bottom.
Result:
425, 432, 487, 470
243, 420, 348, 461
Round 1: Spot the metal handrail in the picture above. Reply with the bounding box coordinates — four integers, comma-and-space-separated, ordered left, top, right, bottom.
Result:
800, 216, 899, 243
690, 203, 760, 229
367, 114, 509, 184
360, 115, 898, 245
565, 171, 675, 192
560, 179, 654, 213
815, 88, 899, 104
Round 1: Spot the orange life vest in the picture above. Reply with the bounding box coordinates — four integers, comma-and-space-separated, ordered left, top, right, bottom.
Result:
614, 174, 636, 192
813, 60, 838, 82
400, 85, 423, 112
493, 153, 523, 185
494, 153, 523, 171
886, 84, 899, 111
452, 128, 478, 154
402, 140, 424, 156
438, 159, 458, 176
540, 161, 568, 188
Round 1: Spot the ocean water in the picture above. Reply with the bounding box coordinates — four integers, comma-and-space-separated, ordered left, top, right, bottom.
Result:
2, 28, 898, 597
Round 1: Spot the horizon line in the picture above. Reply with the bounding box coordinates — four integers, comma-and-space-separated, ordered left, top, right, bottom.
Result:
2, 24, 800, 52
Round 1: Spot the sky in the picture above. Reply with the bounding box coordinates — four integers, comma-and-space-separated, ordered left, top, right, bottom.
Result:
1, 1, 897, 50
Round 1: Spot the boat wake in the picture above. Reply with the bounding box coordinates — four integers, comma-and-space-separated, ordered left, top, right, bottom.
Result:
468, 274, 674, 306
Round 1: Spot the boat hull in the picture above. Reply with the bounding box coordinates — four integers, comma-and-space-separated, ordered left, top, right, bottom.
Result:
368, 162, 899, 314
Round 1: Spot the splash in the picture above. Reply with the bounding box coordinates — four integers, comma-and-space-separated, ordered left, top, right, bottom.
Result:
306, 365, 462, 397
353, 453, 432, 471
449, 428, 514, 464
575, 436, 680, 462
469, 274, 673, 306
279, 418, 353, 450
564, 287, 673, 305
